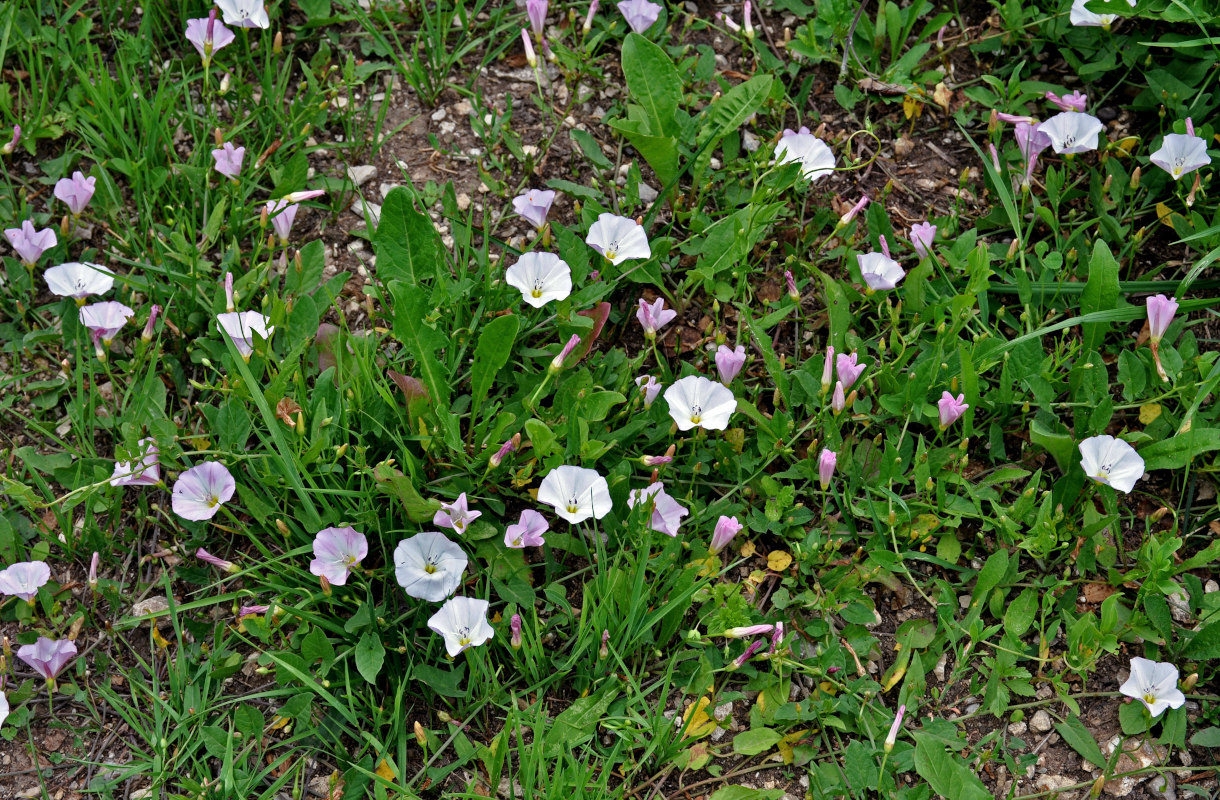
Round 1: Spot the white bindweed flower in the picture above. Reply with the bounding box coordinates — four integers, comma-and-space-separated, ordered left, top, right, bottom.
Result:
857, 252, 905, 291
1070, 0, 1134, 27
79, 301, 134, 343
0, 692, 7, 730
393, 532, 468, 602
45, 262, 115, 301
537, 465, 612, 524
1119, 657, 1186, 717
1078, 434, 1144, 493
663, 375, 737, 431
1150, 132, 1211, 181
216, 311, 274, 358
0, 561, 51, 603
428, 596, 494, 657
585, 213, 651, 265
215, 0, 270, 28
505, 252, 572, 308
774, 127, 835, 182
1039, 111, 1104, 155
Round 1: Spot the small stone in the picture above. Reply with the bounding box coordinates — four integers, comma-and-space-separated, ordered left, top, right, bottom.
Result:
1205, 579, 1218, 594
380, 182, 401, 200
347, 165, 377, 187
439, 121, 456, 135
713, 701, 733, 721
1030, 710, 1053, 733
452, 100, 473, 115
353, 198, 382, 225
431, 108, 447, 121
1035, 775, 1078, 800
456, 193, 472, 211
131, 596, 170, 619
1007, 721, 1027, 736
743, 131, 760, 152
1148, 773, 1176, 800
638, 183, 659, 203
1166, 584, 1193, 623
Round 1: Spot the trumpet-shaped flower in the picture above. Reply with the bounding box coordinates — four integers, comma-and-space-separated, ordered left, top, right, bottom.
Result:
637, 297, 677, 338
53, 172, 96, 216
216, 311, 274, 358
1015, 121, 1053, 180
857, 252, 905, 291
627, 482, 689, 536
216, 0, 270, 29
434, 493, 482, 535
505, 509, 549, 548
506, 252, 572, 308
172, 462, 236, 521
709, 515, 743, 554
18, 637, 77, 681
937, 392, 968, 429
586, 213, 650, 264
716, 345, 747, 384
1045, 90, 1087, 112
44, 262, 115, 301
775, 127, 835, 182
1070, 0, 1133, 27
110, 438, 160, 487
664, 374, 736, 431
211, 142, 245, 180
617, 0, 662, 32
909, 222, 936, 259
1079, 434, 1144, 494
1146, 294, 1179, 343
310, 526, 368, 586
428, 596, 494, 657
0, 693, 8, 729
1150, 131, 1210, 181
1039, 111, 1104, 154
79, 301, 135, 343
394, 531, 468, 602
538, 465, 612, 523
266, 191, 325, 244
0, 561, 51, 602
196, 548, 238, 573
835, 352, 866, 390
818, 448, 837, 489
526, 0, 548, 35
5, 220, 57, 266
511, 189, 556, 229
1119, 657, 1185, 717
635, 374, 662, 406
185, 11, 236, 66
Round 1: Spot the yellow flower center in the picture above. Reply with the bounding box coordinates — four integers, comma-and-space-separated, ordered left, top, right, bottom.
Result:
424, 564, 437, 574
531, 288, 542, 298
1143, 692, 1156, 706
566, 503, 580, 514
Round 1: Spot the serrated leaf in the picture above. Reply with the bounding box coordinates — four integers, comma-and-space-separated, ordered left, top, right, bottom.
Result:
374, 187, 440, 286
470, 314, 519, 419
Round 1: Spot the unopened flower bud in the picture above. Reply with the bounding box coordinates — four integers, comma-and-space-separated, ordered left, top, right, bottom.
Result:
88, 551, 99, 592
414, 721, 427, 746
0, 125, 19, 156
273, 30, 283, 54
510, 614, 522, 649
599, 629, 610, 658
521, 28, 537, 69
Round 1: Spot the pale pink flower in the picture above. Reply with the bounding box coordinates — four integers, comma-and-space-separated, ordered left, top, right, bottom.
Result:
709, 515, 743, 554
835, 352, 866, 390
937, 392, 968, 429
504, 509, 549, 548
635, 375, 662, 406
4, 220, 57, 266
434, 492, 482, 534
172, 462, 236, 521
0, 561, 51, 602
79, 301, 135, 343
53, 171, 96, 216
627, 482, 689, 536
309, 526, 368, 586
637, 297, 677, 338
818, 448, 837, 489
1146, 294, 1179, 343
909, 222, 936, 259
211, 142, 245, 180
617, 0, 662, 33
1045, 90, 1087, 112
18, 637, 77, 681
715, 344, 746, 384
196, 548, 238, 573
511, 189, 556, 229
110, 438, 160, 487
185, 11, 237, 66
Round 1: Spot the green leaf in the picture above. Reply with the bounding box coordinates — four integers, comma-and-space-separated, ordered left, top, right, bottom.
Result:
1029, 418, 1076, 472
1054, 714, 1107, 768
524, 419, 556, 458
216, 400, 251, 451
543, 687, 619, 756
1144, 594, 1172, 640
1190, 726, 1220, 748
570, 129, 613, 170
972, 549, 1010, 601
1118, 700, 1153, 735
374, 187, 440, 286
1080, 239, 1121, 355
286, 239, 327, 297
470, 314, 520, 419
389, 281, 451, 407
1003, 589, 1038, 638
815, 267, 851, 352
605, 123, 681, 188
912, 732, 992, 800
693, 74, 772, 180
1139, 428, 1220, 471
1182, 620, 1220, 660
843, 739, 880, 792
707, 788, 784, 800
732, 727, 783, 755
355, 631, 385, 684
740, 304, 790, 409
621, 33, 681, 137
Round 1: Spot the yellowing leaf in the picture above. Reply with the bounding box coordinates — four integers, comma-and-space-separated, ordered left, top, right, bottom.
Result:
1140, 403, 1162, 425
767, 550, 793, 571
375, 758, 396, 781
739, 540, 757, 559
151, 625, 171, 651
776, 728, 810, 765
903, 95, 923, 120
681, 696, 717, 739
933, 82, 952, 112
692, 554, 720, 578
269, 715, 291, 731
1156, 202, 1177, 230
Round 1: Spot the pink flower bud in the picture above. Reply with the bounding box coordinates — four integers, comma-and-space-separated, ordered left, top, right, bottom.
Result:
521, 28, 537, 68
710, 515, 743, 554
224, 272, 235, 312
784, 270, 799, 301
818, 448, 837, 490
142, 304, 161, 343
88, 552, 99, 591
550, 333, 582, 372
723, 624, 774, 638
641, 454, 672, 466
599, 629, 610, 658
510, 613, 522, 648
937, 392, 969, 429
1145, 294, 1179, 343
729, 639, 766, 669
0, 125, 19, 155
831, 381, 845, 414
885, 704, 906, 752
820, 344, 835, 394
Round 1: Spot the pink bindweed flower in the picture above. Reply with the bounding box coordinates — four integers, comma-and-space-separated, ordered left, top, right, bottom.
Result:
79, 301, 135, 344
583, 0, 599, 32
909, 222, 937, 259
88, 552, 99, 592
239, 604, 270, 618
521, 28, 537, 68
617, 0, 662, 33
709, 515, 743, 555
831, 381, 846, 414
266, 190, 325, 244
837, 195, 869, 228
628, 482, 689, 536
18, 637, 77, 682
1150, 126, 1210, 181
0, 561, 51, 603
1045, 90, 1087, 112
511, 189, 556, 229
185, 10, 237, 67
310, 526, 368, 586
715, 344, 747, 384
996, 111, 1037, 125
44, 262, 115, 302
1146, 294, 1179, 344
717, 10, 741, 32
196, 548, 239, 573
641, 454, 672, 467
526, 0, 547, 35
785, 269, 799, 301
723, 623, 774, 638
987, 142, 1001, 171
5, 220, 57, 267
434, 492, 481, 535
1014, 121, 1052, 181
742, 0, 754, 38
1, 125, 18, 155
215, 0, 270, 29
884, 705, 906, 752
510, 613, 523, 648
729, 639, 766, 669
110, 438, 160, 487
224, 272, 236, 312
818, 448, 837, 490
770, 621, 784, 654
173, 462, 236, 521
937, 392, 969, 429
635, 374, 662, 407
54, 172, 96, 216
141, 304, 161, 342
835, 352, 866, 390
489, 436, 518, 468
637, 297, 677, 339
549, 333, 583, 372
211, 142, 245, 181
505, 509, 549, 548
821, 344, 835, 394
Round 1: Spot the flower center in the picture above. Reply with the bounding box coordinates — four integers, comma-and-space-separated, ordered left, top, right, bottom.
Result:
207, 495, 219, 508
1143, 692, 1157, 706
531, 278, 545, 298
423, 556, 438, 574
605, 240, 619, 259
457, 626, 471, 646
690, 403, 703, 424
1062, 135, 1076, 147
